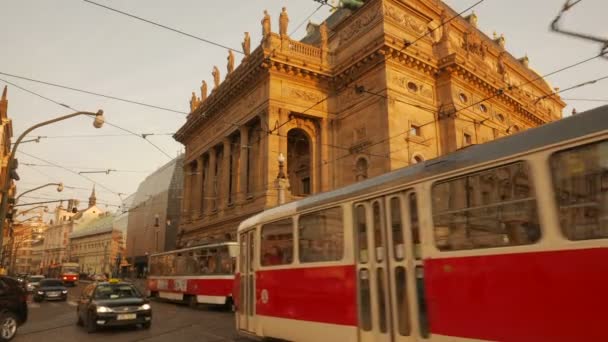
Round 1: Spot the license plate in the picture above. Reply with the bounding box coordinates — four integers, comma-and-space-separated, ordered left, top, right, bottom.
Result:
48, 292, 59, 297
117, 313, 137, 320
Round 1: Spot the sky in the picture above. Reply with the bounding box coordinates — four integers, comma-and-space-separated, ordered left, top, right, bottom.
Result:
1, 0, 606, 215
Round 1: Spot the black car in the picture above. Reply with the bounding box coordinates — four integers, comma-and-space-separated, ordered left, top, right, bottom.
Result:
33, 279, 68, 302
77, 281, 152, 333
0, 276, 28, 341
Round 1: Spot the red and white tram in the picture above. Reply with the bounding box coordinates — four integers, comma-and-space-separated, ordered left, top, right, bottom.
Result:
147, 242, 238, 307
235, 106, 608, 342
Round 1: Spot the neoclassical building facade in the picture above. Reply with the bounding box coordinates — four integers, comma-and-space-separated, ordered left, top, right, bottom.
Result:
174, 0, 565, 246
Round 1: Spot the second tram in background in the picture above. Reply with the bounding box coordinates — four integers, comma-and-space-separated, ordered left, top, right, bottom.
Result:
147, 242, 238, 308
48, 262, 80, 286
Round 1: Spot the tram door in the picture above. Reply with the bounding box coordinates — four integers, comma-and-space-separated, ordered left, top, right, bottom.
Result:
354, 191, 428, 342
237, 229, 256, 334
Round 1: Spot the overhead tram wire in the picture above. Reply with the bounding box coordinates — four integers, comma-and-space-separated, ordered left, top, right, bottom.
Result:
81, 0, 244, 55
0, 72, 187, 115
562, 98, 608, 103
19, 151, 122, 200
2, 78, 176, 160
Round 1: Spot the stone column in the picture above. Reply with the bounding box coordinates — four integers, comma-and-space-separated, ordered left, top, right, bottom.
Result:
237, 126, 249, 203
220, 138, 232, 209
205, 148, 217, 214
182, 164, 191, 221
194, 156, 204, 218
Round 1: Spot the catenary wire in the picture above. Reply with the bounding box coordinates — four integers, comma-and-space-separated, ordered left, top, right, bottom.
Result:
81, 0, 245, 54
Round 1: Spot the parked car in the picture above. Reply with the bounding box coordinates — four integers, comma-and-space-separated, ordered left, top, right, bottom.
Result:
25, 275, 45, 293
33, 279, 68, 302
0, 276, 28, 341
77, 280, 152, 333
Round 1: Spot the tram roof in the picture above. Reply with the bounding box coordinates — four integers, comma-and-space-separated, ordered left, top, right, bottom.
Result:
239, 105, 608, 230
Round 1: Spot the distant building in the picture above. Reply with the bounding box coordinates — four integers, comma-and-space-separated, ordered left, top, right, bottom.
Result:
0, 86, 15, 272
126, 155, 183, 277
41, 188, 105, 271
10, 219, 46, 275
69, 213, 123, 275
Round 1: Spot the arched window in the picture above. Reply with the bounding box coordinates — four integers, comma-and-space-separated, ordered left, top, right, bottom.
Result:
355, 158, 368, 181
287, 129, 312, 196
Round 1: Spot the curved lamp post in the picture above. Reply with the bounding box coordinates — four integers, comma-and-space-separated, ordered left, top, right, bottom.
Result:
0, 110, 105, 253
15, 183, 63, 204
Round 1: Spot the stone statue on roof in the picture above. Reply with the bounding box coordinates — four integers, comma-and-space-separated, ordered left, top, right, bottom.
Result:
227, 50, 235, 74
242, 32, 251, 56
212, 66, 221, 89
200, 80, 208, 101
279, 7, 289, 37
189, 91, 200, 112
320, 22, 328, 50
262, 10, 271, 39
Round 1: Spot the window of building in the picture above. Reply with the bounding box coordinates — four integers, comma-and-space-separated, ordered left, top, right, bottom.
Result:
302, 177, 311, 195
412, 155, 424, 164
355, 158, 369, 181
459, 93, 468, 103
407, 82, 418, 93
496, 113, 505, 122
479, 104, 488, 113
261, 218, 293, 266
550, 139, 608, 240
432, 162, 540, 250
299, 207, 344, 263
410, 124, 421, 137
463, 133, 473, 146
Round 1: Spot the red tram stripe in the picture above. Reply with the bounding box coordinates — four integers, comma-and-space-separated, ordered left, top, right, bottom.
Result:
255, 265, 357, 326
426, 247, 608, 342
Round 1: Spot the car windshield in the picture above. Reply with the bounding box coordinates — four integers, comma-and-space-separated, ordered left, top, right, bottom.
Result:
29, 276, 44, 282
94, 284, 140, 300
40, 280, 63, 287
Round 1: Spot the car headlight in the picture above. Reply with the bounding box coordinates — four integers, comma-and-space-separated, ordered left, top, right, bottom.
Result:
62, 290, 68, 294
37, 291, 44, 295
139, 303, 151, 311
96, 306, 112, 313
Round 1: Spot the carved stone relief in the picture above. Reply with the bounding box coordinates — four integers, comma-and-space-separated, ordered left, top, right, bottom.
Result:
390, 72, 434, 100
384, 3, 426, 36
339, 4, 380, 46
283, 87, 323, 104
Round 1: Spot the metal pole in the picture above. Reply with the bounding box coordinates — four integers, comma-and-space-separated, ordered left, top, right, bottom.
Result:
15, 183, 63, 203
0, 110, 103, 256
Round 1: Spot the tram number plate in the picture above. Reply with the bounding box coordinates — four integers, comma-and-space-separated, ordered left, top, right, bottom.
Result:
117, 314, 136, 320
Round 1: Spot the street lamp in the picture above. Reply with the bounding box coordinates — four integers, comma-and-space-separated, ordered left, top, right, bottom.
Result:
15, 182, 64, 204
0, 110, 105, 253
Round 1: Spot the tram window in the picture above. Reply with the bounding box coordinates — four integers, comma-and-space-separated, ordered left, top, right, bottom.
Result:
550, 140, 608, 240
373, 202, 385, 261
390, 198, 405, 261
377, 268, 388, 333
354, 205, 369, 263
261, 219, 293, 266
299, 207, 344, 263
410, 194, 421, 259
432, 162, 540, 250
358, 269, 372, 331
395, 266, 411, 336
